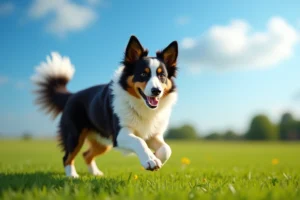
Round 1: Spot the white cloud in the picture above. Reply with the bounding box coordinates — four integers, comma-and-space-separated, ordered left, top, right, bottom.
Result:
180, 17, 299, 71
0, 76, 8, 86
175, 16, 190, 26
28, 0, 97, 37
0, 2, 14, 16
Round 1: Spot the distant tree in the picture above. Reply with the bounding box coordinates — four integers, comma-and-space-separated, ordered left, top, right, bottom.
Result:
296, 121, 300, 140
165, 128, 181, 139
166, 124, 198, 140
245, 114, 278, 140
223, 130, 240, 140
204, 132, 222, 140
204, 130, 241, 140
279, 113, 298, 140
21, 132, 33, 141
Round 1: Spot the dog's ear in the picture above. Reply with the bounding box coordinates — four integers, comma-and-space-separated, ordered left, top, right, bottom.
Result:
124, 36, 148, 64
156, 41, 178, 77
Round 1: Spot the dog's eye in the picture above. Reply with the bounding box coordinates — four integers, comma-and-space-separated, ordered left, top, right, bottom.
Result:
141, 73, 147, 77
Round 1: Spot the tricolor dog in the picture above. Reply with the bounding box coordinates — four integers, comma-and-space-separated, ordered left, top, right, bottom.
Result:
32, 36, 178, 177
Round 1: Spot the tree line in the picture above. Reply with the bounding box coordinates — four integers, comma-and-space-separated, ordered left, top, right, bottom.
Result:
166, 112, 300, 141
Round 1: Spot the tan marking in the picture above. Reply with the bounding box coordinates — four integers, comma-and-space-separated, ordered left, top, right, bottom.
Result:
163, 78, 173, 97
83, 134, 111, 164
145, 68, 150, 73
127, 75, 134, 87
126, 75, 148, 99
64, 129, 89, 166
126, 76, 139, 98
135, 81, 147, 90
157, 68, 162, 73
134, 81, 147, 98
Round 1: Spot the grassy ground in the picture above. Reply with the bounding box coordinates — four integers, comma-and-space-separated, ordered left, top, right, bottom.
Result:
0, 140, 299, 200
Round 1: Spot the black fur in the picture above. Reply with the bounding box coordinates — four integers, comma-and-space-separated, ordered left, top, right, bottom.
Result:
34, 76, 72, 118
57, 83, 120, 154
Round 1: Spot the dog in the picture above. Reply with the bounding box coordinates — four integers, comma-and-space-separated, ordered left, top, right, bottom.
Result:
31, 36, 178, 177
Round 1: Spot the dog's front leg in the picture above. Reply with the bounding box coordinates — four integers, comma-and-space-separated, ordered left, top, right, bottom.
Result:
116, 127, 162, 171
147, 135, 172, 164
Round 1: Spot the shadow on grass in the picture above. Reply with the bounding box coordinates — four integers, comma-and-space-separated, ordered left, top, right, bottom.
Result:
0, 171, 127, 196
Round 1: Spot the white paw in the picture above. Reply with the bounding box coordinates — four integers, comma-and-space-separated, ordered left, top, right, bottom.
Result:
91, 169, 104, 176
88, 167, 104, 176
154, 144, 172, 164
142, 157, 162, 171
67, 173, 80, 178
65, 165, 80, 178
88, 160, 104, 176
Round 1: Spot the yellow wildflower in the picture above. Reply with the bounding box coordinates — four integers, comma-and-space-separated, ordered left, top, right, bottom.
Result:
181, 157, 191, 165
133, 175, 138, 180
272, 158, 279, 165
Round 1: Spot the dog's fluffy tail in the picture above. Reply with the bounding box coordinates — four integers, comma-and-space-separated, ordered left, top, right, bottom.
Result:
31, 52, 75, 119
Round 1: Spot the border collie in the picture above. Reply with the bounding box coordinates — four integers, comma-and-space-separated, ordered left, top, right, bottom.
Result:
32, 36, 178, 177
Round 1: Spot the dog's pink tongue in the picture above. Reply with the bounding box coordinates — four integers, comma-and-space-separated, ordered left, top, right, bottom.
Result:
147, 97, 159, 106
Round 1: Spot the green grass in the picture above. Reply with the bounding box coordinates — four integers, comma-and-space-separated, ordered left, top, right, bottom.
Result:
0, 140, 299, 200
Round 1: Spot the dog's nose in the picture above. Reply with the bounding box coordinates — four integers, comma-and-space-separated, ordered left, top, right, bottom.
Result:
151, 88, 161, 96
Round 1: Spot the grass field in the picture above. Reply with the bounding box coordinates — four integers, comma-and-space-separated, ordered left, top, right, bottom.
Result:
0, 140, 299, 200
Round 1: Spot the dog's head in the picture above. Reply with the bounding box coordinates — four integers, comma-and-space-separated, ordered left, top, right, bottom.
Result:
119, 35, 178, 110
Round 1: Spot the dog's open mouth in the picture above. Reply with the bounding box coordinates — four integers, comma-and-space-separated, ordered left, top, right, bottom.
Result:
138, 88, 159, 109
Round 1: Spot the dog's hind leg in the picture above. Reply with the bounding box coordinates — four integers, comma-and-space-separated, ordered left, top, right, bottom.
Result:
83, 134, 112, 176
60, 125, 88, 178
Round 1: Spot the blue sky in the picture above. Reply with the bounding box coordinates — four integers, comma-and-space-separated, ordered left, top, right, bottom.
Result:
0, 0, 299, 137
